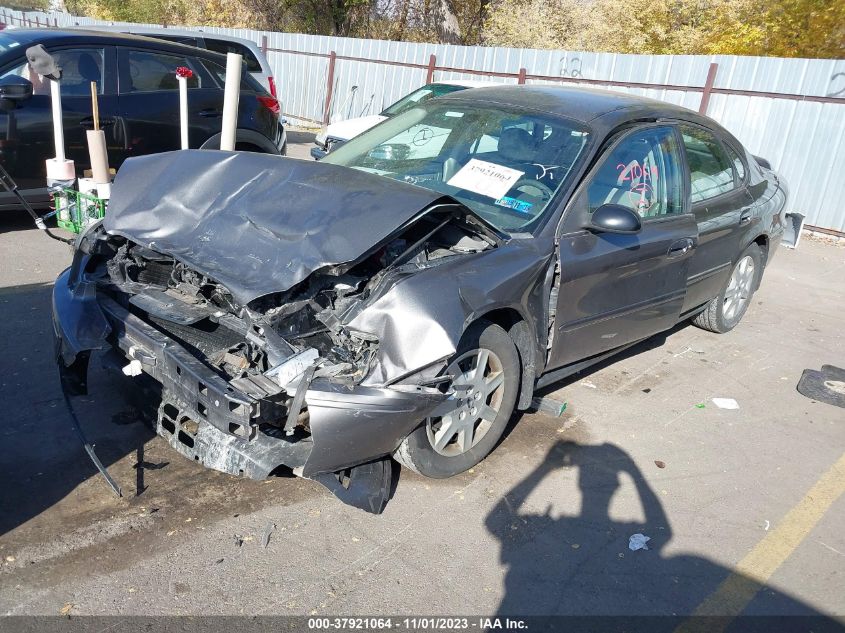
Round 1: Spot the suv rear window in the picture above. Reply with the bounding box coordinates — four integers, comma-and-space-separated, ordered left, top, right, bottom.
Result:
203, 39, 262, 73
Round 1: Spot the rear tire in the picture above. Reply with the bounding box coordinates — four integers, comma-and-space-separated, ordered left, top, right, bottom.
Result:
394, 320, 520, 478
693, 243, 762, 333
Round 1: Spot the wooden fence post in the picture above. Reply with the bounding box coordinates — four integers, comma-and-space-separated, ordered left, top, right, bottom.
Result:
517, 68, 527, 84
323, 51, 337, 127
426, 54, 436, 84
699, 62, 719, 114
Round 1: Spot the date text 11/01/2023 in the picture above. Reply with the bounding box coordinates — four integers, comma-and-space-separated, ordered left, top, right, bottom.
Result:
307, 617, 528, 630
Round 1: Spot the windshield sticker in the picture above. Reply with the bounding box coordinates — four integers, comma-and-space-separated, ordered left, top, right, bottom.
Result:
445, 111, 464, 118
447, 159, 524, 200
495, 196, 534, 213
412, 127, 435, 146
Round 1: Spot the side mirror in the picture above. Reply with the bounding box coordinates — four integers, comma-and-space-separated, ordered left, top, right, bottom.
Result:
588, 203, 642, 234
0, 76, 33, 104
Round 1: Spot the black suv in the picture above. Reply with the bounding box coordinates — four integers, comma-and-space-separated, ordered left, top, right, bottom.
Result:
0, 29, 286, 209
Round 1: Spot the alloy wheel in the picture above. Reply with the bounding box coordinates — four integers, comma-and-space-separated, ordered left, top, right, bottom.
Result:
723, 255, 755, 321
426, 348, 505, 457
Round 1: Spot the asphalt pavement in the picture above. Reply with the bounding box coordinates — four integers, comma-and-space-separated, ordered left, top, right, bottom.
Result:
0, 135, 843, 623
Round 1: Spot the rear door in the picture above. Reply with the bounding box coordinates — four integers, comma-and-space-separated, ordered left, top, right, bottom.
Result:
677, 123, 754, 313
0, 45, 118, 190
116, 46, 222, 157
548, 125, 698, 369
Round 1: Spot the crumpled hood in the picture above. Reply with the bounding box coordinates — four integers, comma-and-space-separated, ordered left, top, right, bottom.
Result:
104, 149, 445, 306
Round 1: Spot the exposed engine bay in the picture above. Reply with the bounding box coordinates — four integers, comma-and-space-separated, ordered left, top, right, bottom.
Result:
100, 204, 491, 395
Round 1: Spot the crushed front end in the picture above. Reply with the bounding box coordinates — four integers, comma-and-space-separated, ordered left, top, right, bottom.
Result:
51, 151, 499, 512
53, 229, 456, 512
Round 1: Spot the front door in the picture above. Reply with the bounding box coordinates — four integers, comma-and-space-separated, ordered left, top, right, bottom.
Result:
548, 125, 698, 369
0, 45, 119, 191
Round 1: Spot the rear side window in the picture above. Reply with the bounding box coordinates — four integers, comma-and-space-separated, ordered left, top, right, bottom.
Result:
680, 125, 735, 203
587, 126, 684, 218
119, 49, 202, 92
203, 39, 261, 72
724, 143, 746, 182
0, 48, 105, 96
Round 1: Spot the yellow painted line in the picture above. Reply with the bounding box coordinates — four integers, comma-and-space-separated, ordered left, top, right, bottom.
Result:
677, 451, 845, 633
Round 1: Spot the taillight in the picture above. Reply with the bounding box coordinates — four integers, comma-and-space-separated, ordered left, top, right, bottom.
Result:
268, 76, 277, 99
257, 94, 280, 115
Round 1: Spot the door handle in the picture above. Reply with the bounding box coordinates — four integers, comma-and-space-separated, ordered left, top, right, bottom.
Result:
739, 209, 752, 226
198, 108, 222, 118
80, 116, 115, 129
667, 238, 695, 259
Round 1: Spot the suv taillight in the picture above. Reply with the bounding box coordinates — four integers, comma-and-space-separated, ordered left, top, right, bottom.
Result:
257, 95, 280, 115
268, 76, 277, 99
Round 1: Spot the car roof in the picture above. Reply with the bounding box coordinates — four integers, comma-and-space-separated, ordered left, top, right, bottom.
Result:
440, 84, 699, 126
75, 24, 262, 51
0, 28, 229, 61
436, 79, 503, 88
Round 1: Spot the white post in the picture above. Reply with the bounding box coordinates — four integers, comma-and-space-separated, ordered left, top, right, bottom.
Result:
45, 77, 74, 181
220, 52, 242, 151
50, 78, 65, 161
178, 75, 188, 149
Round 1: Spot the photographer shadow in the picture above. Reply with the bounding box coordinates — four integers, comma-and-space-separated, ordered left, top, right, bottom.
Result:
485, 440, 839, 631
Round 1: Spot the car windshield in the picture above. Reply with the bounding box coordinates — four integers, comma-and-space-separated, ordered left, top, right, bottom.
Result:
323, 101, 591, 233
380, 84, 467, 117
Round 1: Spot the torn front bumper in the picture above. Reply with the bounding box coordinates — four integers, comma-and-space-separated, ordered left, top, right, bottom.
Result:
52, 268, 447, 497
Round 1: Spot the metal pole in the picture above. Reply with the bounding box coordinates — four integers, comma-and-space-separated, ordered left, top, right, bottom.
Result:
323, 51, 337, 127
699, 63, 719, 114
426, 54, 436, 84
517, 68, 527, 85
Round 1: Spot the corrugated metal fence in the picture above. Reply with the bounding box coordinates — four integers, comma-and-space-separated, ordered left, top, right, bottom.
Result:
2, 7, 844, 234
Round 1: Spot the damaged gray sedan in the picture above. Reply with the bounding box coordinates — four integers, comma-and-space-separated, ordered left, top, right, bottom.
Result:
53, 86, 787, 512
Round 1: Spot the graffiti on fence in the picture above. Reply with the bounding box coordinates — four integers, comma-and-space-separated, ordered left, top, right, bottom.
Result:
827, 72, 845, 98
559, 56, 583, 79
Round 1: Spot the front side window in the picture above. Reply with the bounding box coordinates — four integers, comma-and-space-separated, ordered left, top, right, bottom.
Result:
680, 124, 735, 203
323, 102, 591, 233
381, 84, 467, 117
587, 126, 683, 218
0, 48, 104, 96
121, 49, 201, 92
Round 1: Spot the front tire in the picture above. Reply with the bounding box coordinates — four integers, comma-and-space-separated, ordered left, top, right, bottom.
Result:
394, 320, 520, 478
693, 243, 763, 333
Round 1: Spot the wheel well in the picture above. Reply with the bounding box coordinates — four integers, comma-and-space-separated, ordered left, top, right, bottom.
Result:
479, 308, 523, 333
476, 308, 536, 410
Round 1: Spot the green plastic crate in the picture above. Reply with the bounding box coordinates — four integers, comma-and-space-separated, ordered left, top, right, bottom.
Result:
54, 187, 106, 234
